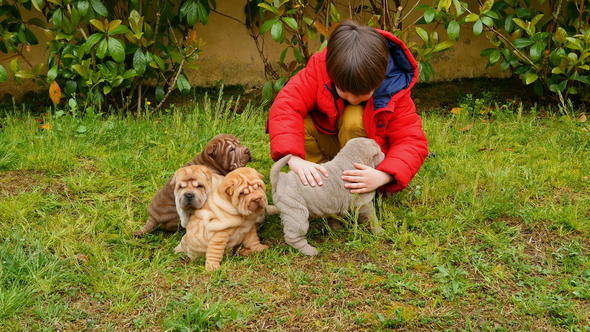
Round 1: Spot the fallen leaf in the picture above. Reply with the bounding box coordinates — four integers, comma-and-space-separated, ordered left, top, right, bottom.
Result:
458, 124, 473, 131
76, 254, 89, 262
450, 107, 463, 114
49, 80, 61, 105
39, 123, 52, 130
578, 114, 587, 122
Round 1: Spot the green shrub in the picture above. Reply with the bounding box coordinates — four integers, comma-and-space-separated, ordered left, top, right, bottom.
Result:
0, 0, 214, 112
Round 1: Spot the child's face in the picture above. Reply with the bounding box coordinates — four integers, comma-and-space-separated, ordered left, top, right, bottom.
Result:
335, 87, 374, 105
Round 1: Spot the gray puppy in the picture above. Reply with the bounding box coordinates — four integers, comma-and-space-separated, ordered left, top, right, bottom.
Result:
270, 137, 386, 256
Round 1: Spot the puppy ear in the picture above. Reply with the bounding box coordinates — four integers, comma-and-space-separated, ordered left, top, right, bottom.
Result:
257, 171, 264, 179
224, 180, 236, 199
206, 141, 219, 158
170, 175, 177, 186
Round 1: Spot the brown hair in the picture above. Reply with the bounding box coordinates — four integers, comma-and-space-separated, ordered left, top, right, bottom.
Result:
326, 20, 389, 96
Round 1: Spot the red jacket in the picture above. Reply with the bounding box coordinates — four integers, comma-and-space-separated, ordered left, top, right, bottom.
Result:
268, 29, 428, 194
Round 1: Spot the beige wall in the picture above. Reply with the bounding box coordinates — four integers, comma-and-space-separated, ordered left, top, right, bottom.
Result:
0, 0, 508, 101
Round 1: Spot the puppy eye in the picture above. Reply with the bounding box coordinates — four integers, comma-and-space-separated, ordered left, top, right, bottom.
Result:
179, 185, 185, 189
229, 147, 235, 153
197, 185, 204, 189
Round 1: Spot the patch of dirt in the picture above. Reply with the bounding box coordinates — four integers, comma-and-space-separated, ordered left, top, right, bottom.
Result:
0, 170, 67, 197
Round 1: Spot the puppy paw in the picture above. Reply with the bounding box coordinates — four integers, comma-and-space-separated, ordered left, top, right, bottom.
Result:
239, 244, 269, 256
266, 205, 279, 215
371, 225, 385, 236
205, 262, 221, 271
173, 243, 185, 254
299, 246, 319, 256
327, 217, 344, 230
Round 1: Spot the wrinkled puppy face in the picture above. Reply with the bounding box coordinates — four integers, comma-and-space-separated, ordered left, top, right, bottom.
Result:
223, 167, 268, 216
206, 134, 252, 172
347, 138, 385, 168
171, 165, 214, 211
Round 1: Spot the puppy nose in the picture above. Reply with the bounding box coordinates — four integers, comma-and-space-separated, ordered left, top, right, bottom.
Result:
185, 193, 194, 201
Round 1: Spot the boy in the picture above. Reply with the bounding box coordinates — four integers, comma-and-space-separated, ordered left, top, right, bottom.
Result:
267, 19, 428, 195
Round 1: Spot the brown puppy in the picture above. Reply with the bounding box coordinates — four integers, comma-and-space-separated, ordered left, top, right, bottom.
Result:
174, 167, 274, 271
133, 134, 252, 237
171, 165, 224, 228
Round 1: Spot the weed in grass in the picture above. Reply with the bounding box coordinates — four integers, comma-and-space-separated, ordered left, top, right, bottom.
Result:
434, 263, 469, 300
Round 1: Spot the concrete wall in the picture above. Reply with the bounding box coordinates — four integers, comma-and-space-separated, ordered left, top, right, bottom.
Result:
0, 0, 509, 101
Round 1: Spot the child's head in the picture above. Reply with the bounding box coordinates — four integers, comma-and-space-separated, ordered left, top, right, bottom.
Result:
326, 20, 389, 97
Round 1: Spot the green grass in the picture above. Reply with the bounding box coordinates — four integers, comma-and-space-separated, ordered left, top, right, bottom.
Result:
1, 90, 589, 331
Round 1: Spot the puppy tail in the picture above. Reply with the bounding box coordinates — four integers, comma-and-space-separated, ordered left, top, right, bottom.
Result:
270, 154, 291, 195
133, 216, 158, 237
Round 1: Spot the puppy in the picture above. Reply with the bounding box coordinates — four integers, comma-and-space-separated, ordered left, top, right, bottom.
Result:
174, 167, 275, 271
270, 137, 385, 256
171, 165, 223, 228
133, 134, 251, 236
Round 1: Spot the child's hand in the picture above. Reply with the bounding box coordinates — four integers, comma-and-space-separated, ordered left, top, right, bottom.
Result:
342, 163, 394, 193
287, 156, 329, 187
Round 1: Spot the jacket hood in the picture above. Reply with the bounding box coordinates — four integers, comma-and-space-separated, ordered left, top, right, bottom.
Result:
372, 30, 419, 110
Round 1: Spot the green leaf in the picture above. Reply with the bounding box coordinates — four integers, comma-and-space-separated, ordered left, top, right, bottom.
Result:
480, 16, 494, 27
262, 80, 273, 100
109, 25, 129, 36
432, 40, 454, 53
108, 38, 125, 63
96, 38, 108, 59
465, 13, 479, 22
10, 58, 20, 74
15, 70, 36, 79
77, 0, 89, 16
274, 76, 287, 92
513, 38, 535, 49
176, 73, 191, 94
258, 3, 277, 14
293, 47, 302, 63
424, 8, 437, 23
260, 19, 276, 35
504, 14, 514, 33
279, 48, 288, 64
52, 8, 63, 28
554, 27, 568, 44
514, 7, 531, 20
24, 27, 39, 45
282, 17, 297, 30
0, 65, 8, 82
271, 21, 284, 42
452, 0, 463, 15
473, 19, 483, 36
153, 54, 165, 70
415, 27, 428, 43
85, 33, 103, 52
123, 69, 137, 80
480, 0, 494, 13
47, 66, 58, 82
197, 1, 209, 25
64, 80, 77, 95
447, 21, 460, 40
90, 19, 106, 33
90, 0, 108, 17
524, 72, 538, 85
530, 42, 545, 62
185, 1, 198, 26
155, 85, 165, 101
488, 49, 501, 64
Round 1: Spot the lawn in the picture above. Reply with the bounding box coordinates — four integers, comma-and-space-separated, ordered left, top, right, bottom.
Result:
0, 88, 589, 331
